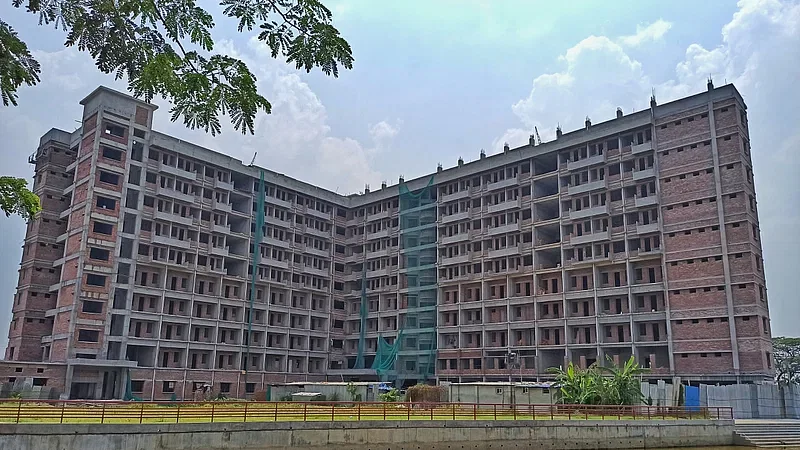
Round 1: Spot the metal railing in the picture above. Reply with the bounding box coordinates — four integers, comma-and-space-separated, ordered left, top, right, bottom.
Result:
0, 400, 733, 425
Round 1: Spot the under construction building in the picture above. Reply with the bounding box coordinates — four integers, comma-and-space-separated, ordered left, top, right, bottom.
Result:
1, 82, 773, 399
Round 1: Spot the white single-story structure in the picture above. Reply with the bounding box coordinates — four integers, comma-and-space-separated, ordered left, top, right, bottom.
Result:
447, 382, 557, 406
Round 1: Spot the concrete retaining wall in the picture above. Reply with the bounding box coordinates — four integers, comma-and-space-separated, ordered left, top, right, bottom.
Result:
0, 420, 735, 450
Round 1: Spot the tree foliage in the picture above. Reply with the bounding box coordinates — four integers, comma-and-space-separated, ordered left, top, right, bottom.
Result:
773, 336, 800, 385
0, 176, 40, 220
549, 356, 647, 405
2, 0, 353, 135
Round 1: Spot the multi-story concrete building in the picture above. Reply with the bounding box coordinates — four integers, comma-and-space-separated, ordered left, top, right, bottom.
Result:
2, 82, 772, 400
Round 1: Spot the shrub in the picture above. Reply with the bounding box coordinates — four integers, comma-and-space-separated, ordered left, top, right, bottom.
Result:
379, 388, 400, 402
548, 355, 647, 405
405, 384, 445, 403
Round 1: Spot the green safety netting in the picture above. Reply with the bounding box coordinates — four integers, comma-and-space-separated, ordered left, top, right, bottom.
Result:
123, 368, 142, 401
353, 265, 368, 369
395, 176, 438, 384
371, 330, 404, 377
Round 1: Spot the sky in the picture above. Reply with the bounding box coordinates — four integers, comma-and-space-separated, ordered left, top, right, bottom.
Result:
0, 0, 797, 351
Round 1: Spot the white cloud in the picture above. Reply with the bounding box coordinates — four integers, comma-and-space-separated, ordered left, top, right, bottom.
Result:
369, 120, 400, 142
618, 19, 673, 47
497, 0, 800, 336
509, 35, 651, 142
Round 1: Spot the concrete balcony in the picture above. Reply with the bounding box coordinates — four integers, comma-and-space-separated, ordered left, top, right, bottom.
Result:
487, 198, 521, 214
304, 266, 330, 277
214, 178, 234, 191
569, 229, 611, 246
567, 153, 606, 171
440, 254, 470, 265
160, 163, 195, 180
631, 141, 653, 155
265, 215, 292, 229
633, 167, 656, 181
307, 208, 331, 220
366, 267, 390, 278
441, 211, 469, 224
212, 199, 232, 212
487, 176, 518, 191
441, 232, 470, 245
344, 253, 363, 264
634, 196, 659, 208
152, 234, 191, 249
366, 228, 390, 240
569, 204, 609, 220
631, 222, 659, 234
306, 227, 331, 239
156, 185, 195, 204
210, 245, 229, 256
567, 179, 607, 196
269, 197, 292, 209
304, 246, 330, 258
157, 211, 195, 227
212, 223, 230, 234
487, 246, 519, 259
487, 222, 520, 236
368, 209, 391, 221
441, 190, 470, 203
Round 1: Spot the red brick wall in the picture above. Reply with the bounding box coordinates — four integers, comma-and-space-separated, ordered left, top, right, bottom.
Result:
662, 199, 717, 225
734, 316, 761, 338
675, 353, 734, 374
714, 105, 738, 129
658, 142, 713, 171
135, 106, 149, 126
672, 318, 731, 341
83, 113, 97, 132
661, 169, 716, 198
669, 287, 727, 310
667, 258, 724, 280
79, 133, 95, 157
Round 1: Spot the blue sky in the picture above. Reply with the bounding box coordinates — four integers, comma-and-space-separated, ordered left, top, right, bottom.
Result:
0, 0, 797, 350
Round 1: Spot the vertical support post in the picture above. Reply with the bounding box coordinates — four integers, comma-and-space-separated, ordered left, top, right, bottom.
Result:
383, 403, 387, 420
407, 402, 410, 420
139, 402, 144, 424
243, 402, 249, 423
303, 403, 308, 421
451, 402, 455, 420
211, 402, 216, 423
176, 403, 181, 423
430, 405, 433, 421
273, 402, 278, 422
357, 403, 361, 420
494, 404, 497, 420
331, 404, 335, 422
101, 402, 106, 424
60, 401, 65, 424
15, 399, 21, 424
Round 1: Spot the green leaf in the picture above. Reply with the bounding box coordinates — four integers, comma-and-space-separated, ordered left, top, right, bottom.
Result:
0, 177, 40, 221
6, 0, 352, 136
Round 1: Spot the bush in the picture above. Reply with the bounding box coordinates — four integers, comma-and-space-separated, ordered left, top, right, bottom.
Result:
405, 384, 445, 403
548, 355, 647, 405
379, 388, 400, 402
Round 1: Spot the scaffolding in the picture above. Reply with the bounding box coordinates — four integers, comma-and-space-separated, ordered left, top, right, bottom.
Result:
395, 176, 438, 385
350, 176, 439, 385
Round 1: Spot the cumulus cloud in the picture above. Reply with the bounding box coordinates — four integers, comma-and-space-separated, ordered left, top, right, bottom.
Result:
618, 19, 673, 47
497, 0, 800, 335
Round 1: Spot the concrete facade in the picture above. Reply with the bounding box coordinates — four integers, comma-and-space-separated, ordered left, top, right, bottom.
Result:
0, 420, 736, 450
2, 82, 772, 399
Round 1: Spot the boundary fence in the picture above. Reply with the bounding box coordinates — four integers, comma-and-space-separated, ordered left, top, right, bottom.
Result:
0, 400, 733, 424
